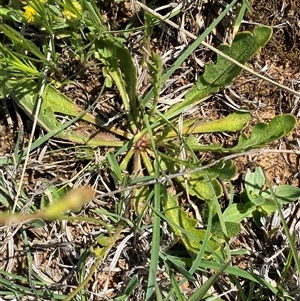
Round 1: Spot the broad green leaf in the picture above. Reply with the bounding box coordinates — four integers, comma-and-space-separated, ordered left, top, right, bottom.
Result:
211, 221, 241, 241
162, 193, 220, 257
176, 161, 236, 201
261, 185, 300, 204
223, 202, 256, 223
10, 81, 126, 146
258, 198, 277, 215
244, 167, 265, 196
248, 195, 265, 206
191, 114, 296, 153
208, 160, 237, 181
178, 176, 222, 201
165, 26, 272, 118
225, 222, 241, 238
230, 114, 296, 152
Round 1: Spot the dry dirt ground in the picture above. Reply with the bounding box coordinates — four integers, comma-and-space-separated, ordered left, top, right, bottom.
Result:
0, 0, 300, 300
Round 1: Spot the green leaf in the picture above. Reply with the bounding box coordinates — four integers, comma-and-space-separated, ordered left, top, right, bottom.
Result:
10, 81, 125, 146
0, 24, 47, 62
167, 110, 251, 138
187, 110, 251, 134
164, 158, 236, 202
261, 185, 300, 204
244, 167, 265, 195
95, 37, 138, 125
209, 160, 237, 181
258, 198, 277, 215
249, 195, 265, 206
243, 167, 266, 205
211, 221, 241, 240
162, 193, 220, 257
231, 114, 297, 152
147, 51, 163, 113
178, 175, 222, 201
223, 202, 256, 223
187, 261, 231, 301
165, 26, 272, 118
176, 161, 237, 201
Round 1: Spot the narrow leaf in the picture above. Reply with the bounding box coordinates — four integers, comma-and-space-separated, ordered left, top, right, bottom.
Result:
187, 261, 231, 301
167, 111, 251, 138
95, 37, 138, 120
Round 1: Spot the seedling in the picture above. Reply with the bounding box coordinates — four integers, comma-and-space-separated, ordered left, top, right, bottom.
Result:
223, 167, 300, 226
3, 22, 297, 257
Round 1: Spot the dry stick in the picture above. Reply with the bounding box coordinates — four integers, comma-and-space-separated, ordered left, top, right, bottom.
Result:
96, 149, 300, 199
136, 1, 300, 98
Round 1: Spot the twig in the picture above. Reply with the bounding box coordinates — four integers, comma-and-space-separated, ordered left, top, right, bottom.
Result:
95, 148, 300, 199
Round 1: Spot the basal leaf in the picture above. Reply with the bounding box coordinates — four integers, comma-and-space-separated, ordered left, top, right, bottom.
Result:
95, 37, 138, 115
167, 110, 251, 138
165, 26, 272, 118
163, 193, 220, 257
190, 110, 251, 133
10, 81, 124, 146
231, 114, 296, 152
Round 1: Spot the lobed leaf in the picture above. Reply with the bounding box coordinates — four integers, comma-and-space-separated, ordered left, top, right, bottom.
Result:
165, 26, 272, 118
230, 114, 296, 152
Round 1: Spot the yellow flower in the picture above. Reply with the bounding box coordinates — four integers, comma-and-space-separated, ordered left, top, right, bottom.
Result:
24, 5, 37, 23
63, 1, 82, 21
